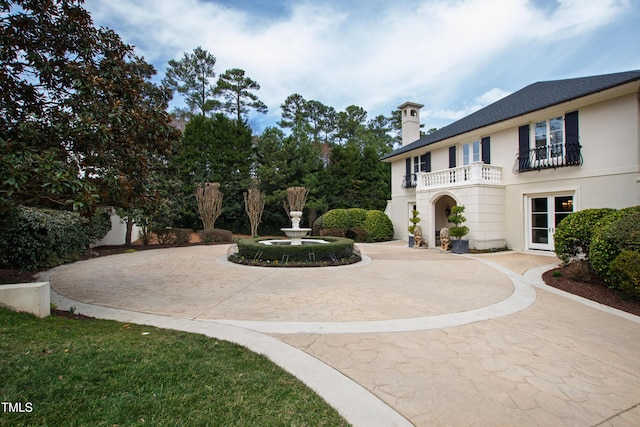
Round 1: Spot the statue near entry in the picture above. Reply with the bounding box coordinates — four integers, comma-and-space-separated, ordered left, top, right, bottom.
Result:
413, 226, 426, 248
440, 228, 451, 252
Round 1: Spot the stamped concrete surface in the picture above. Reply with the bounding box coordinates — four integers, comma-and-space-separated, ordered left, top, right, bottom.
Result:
50, 244, 513, 321
46, 242, 640, 427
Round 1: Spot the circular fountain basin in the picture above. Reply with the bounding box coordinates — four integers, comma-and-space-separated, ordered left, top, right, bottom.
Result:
259, 238, 330, 246
230, 236, 360, 267
280, 228, 312, 238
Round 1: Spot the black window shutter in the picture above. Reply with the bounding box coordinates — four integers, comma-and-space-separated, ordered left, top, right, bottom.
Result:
565, 111, 580, 165
481, 137, 490, 164
518, 125, 530, 171
421, 153, 431, 172
405, 158, 411, 187
449, 146, 456, 168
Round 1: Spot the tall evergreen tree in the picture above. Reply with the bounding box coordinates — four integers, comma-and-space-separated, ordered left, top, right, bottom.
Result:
215, 68, 268, 122
174, 114, 253, 230
163, 47, 218, 116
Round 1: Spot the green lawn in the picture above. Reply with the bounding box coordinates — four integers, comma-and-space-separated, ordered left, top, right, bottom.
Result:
0, 308, 348, 426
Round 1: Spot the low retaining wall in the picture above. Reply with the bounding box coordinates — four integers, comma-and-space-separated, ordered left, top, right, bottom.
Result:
0, 282, 50, 318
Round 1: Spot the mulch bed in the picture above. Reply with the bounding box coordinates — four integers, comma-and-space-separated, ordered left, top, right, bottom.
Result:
542, 266, 640, 316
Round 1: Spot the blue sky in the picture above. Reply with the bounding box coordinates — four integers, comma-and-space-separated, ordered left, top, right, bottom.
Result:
85, 0, 640, 133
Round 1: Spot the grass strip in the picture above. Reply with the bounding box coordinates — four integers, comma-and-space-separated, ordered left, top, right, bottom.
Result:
0, 308, 348, 426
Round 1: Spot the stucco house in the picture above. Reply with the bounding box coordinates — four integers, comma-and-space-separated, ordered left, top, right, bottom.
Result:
381, 70, 640, 251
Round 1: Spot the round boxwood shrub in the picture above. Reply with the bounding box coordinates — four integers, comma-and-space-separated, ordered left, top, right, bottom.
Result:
197, 228, 233, 244
589, 206, 640, 281
314, 209, 394, 242
232, 236, 358, 266
554, 208, 615, 264
347, 208, 368, 227
609, 250, 640, 298
364, 210, 394, 242
153, 228, 193, 245
321, 209, 365, 229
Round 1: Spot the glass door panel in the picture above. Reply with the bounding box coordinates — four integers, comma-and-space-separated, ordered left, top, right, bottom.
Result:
531, 198, 549, 245
529, 195, 574, 250
555, 196, 573, 226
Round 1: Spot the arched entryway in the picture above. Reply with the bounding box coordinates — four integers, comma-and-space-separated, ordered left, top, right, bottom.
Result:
433, 194, 457, 246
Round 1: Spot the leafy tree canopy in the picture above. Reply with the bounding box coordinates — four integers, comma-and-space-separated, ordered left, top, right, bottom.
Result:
1, 0, 180, 214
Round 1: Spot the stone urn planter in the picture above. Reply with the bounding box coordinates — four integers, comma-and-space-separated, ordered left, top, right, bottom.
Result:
448, 205, 469, 254
451, 239, 469, 254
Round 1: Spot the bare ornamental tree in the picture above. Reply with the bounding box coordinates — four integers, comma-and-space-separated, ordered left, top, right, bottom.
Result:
195, 182, 223, 230
284, 186, 309, 214
244, 188, 265, 237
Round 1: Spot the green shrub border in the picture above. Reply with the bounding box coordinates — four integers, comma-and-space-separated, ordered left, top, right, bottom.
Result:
231, 236, 360, 267
554, 208, 616, 264
0, 206, 99, 271
364, 209, 394, 242
609, 250, 640, 299
313, 209, 394, 242
590, 206, 640, 281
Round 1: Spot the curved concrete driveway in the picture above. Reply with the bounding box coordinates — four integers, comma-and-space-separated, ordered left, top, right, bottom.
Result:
45, 242, 640, 426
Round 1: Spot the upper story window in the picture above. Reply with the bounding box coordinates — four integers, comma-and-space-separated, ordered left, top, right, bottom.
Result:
517, 111, 581, 172
413, 155, 428, 173
534, 117, 564, 159
462, 141, 480, 165
403, 153, 431, 189
450, 137, 490, 169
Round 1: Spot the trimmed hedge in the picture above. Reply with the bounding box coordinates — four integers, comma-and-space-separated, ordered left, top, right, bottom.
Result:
0, 206, 110, 270
197, 228, 233, 244
154, 228, 193, 245
609, 250, 640, 298
314, 209, 394, 242
364, 210, 394, 242
234, 236, 356, 264
322, 209, 366, 229
554, 208, 616, 263
589, 206, 640, 281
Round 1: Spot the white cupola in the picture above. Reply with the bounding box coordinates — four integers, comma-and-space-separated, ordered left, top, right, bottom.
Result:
397, 101, 423, 147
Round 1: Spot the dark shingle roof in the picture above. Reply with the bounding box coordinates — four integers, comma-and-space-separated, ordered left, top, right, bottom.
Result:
382, 70, 640, 161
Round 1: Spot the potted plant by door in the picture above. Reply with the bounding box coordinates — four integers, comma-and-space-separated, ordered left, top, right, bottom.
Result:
448, 205, 469, 254
407, 210, 420, 247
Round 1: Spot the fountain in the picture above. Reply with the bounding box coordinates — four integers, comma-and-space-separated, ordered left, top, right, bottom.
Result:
229, 186, 360, 266
280, 210, 312, 245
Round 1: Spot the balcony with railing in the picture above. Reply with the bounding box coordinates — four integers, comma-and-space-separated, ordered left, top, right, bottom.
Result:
413, 163, 503, 191
401, 174, 417, 189
517, 143, 582, 172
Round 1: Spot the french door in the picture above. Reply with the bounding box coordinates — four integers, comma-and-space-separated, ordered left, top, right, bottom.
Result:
528, 195, 574, 250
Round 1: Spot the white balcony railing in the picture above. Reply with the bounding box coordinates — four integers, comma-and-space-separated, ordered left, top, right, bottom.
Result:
416, 163, 502, 190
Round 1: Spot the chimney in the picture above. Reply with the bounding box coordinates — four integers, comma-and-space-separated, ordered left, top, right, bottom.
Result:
398, 102, 423, 147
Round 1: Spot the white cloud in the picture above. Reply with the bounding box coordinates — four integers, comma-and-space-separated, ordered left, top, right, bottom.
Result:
85, 0, 635, 130
424, 87, 513, 122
